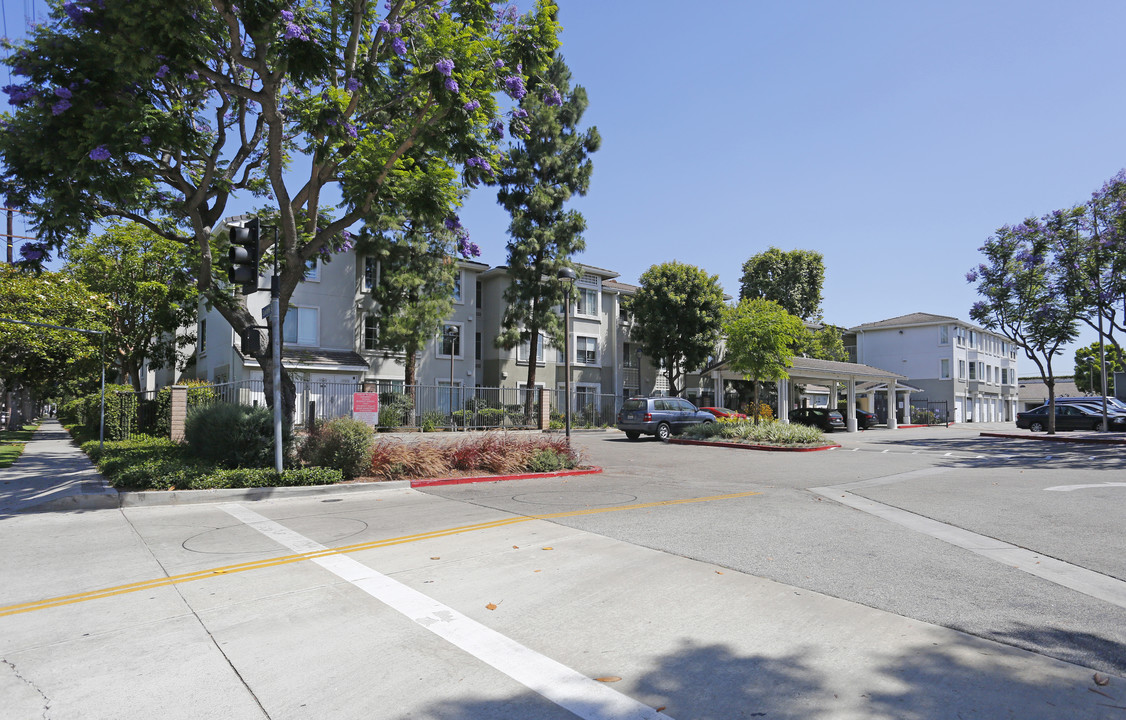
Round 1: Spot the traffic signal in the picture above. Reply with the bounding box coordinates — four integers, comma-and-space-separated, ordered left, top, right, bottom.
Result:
228, 218, 260, 295
240, 327, 262, 355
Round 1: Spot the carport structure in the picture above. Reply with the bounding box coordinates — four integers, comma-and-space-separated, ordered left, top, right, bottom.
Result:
706, 356, 912, 432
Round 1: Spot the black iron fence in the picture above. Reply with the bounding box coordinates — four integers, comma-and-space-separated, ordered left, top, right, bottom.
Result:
909, 399, 950, 426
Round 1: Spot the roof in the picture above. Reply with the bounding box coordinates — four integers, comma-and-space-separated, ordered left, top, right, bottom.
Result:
706, 355, 908, 383
603, 279, 638, 293
849, 312, 964, 332
237, 347, 369, 372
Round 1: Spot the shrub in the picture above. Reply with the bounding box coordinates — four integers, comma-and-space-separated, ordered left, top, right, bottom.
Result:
154, 380, 218, 437
527, 448, 573, 473
744, 402, 774, 421
378, 392, 414, 428
184, 403, 292, 468
370, 439, 450, 480
188, 466, 344, 489
420, 411, 446, 432
682, 418, 825, 445
299, 417, 375, 479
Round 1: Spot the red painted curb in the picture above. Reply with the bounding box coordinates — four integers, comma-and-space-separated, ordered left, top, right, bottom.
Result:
979, 432, 1126, 445
410, 466, 603, 488
669, 438, 840, 452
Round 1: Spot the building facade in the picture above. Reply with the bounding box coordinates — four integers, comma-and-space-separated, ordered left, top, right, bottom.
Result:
847, 312, 1019, 423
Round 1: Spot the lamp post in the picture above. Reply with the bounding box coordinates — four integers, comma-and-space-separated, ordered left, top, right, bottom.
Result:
635, 347, 643, 396
444, 325, 459, 429
557, 267, 577, 439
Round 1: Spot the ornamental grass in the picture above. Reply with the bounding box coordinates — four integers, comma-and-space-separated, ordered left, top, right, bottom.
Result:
681, 419, 826, 445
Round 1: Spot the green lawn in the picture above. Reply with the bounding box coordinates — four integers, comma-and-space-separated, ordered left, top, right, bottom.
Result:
0, 424, 38, 468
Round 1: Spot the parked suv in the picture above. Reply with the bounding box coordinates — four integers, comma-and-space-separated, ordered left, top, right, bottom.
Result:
617, 396, 714, 441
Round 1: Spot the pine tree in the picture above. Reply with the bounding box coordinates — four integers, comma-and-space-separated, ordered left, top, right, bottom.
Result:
494, 55, 600, 416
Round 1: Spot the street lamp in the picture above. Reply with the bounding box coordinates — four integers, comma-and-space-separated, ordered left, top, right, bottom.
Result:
557, 267, 577, 439
444, 325, 459, 429
635, 347, 643, 396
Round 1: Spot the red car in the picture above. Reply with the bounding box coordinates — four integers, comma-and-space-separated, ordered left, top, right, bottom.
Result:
699, 407, 747, 420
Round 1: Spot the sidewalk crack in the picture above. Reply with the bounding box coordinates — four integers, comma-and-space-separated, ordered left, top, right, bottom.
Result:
3, 657, 51, 719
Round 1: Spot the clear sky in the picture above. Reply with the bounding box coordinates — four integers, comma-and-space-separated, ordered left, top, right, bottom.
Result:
6, 0, 1126, 374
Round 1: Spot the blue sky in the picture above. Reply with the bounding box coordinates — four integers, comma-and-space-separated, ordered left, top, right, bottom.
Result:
6, 0, 1126, 374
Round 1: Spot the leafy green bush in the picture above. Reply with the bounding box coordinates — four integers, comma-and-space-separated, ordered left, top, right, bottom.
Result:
184, 403, 292, 468
154, 380, 219, 436
188, 466, 344, 489
681, 418, 826, 445
527, 448, 574, 473
420, 410, 445, 432
378, 392, 414, 428
299, 417, 375, 479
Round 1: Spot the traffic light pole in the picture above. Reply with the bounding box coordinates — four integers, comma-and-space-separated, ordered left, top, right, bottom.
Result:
270, 227, 283, 475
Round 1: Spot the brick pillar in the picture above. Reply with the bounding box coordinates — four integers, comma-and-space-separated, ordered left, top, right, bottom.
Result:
170, 385, 188, 442
538, 387, 551, 430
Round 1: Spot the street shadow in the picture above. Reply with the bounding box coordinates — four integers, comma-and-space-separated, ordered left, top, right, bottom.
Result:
854, 435, 1126, 471
403, 635, 1113, 719
986, 621, 1126, 677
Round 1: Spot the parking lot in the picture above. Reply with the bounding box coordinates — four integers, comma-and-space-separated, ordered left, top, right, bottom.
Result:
2, 422, 1124, 719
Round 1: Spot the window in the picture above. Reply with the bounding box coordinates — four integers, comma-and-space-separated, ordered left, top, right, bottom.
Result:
576, 336, 597, 365
968, 361, 976, 380
576, 287, 598, 316
1001, 368, 1008, 385
955, 326, 965, 345
475, 332, 482, 364
939, 325, 949, 344
363, 257, 377, 291
623, 342, 637, 368
968, 330, 976, 348
283, 307, 318, 346
452, 270, 463, 303
940, 358, 950, 379
305, 258, 320, 282
198, 319, 207, 354
438, 323, 461, 358
518, 332, 545, 364
363, 315, 379, 350
475, 279, 483, 309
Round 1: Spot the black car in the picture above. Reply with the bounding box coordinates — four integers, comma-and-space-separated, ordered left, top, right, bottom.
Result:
1015, 403, 1126, 432
616, 396, 715, 441
790, 407, 846, 432
839, 407, 877, 429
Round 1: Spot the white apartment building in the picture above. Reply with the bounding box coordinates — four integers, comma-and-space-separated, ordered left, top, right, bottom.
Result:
847, 312, 1019, 423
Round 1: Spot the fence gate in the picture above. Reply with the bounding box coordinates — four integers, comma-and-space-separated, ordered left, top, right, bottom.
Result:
909, 398, 949, 427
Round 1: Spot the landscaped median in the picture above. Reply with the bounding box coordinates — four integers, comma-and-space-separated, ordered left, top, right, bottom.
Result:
0, 422, 39, 468
76, 411, 595, 492
671, 418, 839, 452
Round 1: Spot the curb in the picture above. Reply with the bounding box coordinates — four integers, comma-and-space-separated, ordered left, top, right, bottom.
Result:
411, 467, 603, 488
670, 438, 840, 452
979, 432, 1126, 446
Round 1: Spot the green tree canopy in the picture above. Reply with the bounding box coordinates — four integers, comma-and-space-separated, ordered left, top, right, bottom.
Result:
0, 267, 108, 394
1074, 342, 1124, 396
0, 0, 561, 424
739, 247, 825, 321
493, 54, 599, 410
629, 262, 725, 396
65, 222, 198, 390
968, 213, 1082, 433
722, 298, 807, 422
800, 323, 849, 362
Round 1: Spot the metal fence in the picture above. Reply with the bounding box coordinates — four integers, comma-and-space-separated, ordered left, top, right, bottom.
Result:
548, 389, 622, 429
113, 389, 159, 440
909, 399, 950, 426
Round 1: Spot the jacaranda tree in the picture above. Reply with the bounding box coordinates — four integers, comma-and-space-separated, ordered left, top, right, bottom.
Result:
968, 215, 1082, 433
0, 0, 561, 425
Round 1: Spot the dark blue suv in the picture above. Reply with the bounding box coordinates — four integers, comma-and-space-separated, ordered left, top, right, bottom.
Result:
616, 396, 715, 441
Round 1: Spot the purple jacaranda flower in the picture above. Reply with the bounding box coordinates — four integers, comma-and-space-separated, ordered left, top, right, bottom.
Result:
156, 65, 170, 78
19, 243, 45, 262
54, 86, 72, 99
89, 145, 111, 161
391, 37, 407, 55
346, 77, 360, 92
281, 9, 294, 21
435, 59, 454, 76
3, 84, 37, 105
344, 122, 357, 139
187, 71, 199, 80
490, 120, 504, 138
444, 78, 459, 92
466, 156, 492, 173
325, 116, 338, 126
142, 136, 151, 145
378, 20, 390, 32
503, 75, 526, 99
544, 87, 563, 106
463, 99, 480, 111
63, 2, 90, 24
445, 215, 462, 230
51, 99, 71, 115
512, 108, 528, 118
285, 22, 309, 40
965, 270, 978, 283
494, 58, 505, 69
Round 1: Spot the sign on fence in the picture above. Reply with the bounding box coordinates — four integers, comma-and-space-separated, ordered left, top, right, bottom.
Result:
352, 392, 380, 425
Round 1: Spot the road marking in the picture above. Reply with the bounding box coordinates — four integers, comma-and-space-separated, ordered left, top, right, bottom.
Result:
827, 467, 955, 492
811, 487, 1126, 610
0, 491, 760, 618
223, 504, 674, 720
1045, 483, 1126, 492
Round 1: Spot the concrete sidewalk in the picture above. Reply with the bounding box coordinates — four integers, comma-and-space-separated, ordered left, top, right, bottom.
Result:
0, 418, 117, 514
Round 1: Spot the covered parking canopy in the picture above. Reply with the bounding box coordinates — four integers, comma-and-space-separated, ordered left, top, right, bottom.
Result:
706, 356, 911, 432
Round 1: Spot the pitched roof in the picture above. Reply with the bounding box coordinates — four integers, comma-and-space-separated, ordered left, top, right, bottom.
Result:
849, 312, 963, 332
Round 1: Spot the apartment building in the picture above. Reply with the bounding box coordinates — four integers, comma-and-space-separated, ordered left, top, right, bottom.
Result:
847, 312, 1019, 423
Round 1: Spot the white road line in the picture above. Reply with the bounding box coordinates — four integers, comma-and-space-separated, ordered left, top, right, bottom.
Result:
810, 489, 1126, 610
220, 503, 673, 720
1045, 483, 1126, 492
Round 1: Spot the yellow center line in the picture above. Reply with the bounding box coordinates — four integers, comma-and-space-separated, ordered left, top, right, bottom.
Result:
0, 491, 759, 618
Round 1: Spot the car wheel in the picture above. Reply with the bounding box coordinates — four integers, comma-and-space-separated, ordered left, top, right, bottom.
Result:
1093, 421, 1102, 431
1029, 421, 1044, 432
625, 430, 640, 441
656, 422, 671, 441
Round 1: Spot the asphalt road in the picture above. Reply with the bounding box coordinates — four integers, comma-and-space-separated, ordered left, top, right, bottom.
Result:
2, 422, 1124, 719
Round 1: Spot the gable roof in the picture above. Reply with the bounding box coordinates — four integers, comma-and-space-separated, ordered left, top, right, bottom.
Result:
849, 312, 963, 332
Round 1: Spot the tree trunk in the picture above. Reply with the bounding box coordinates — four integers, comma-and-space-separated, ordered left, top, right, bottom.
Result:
753, 379, 761, 425
524, 328, 540, 422
257, 348, 296, 431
